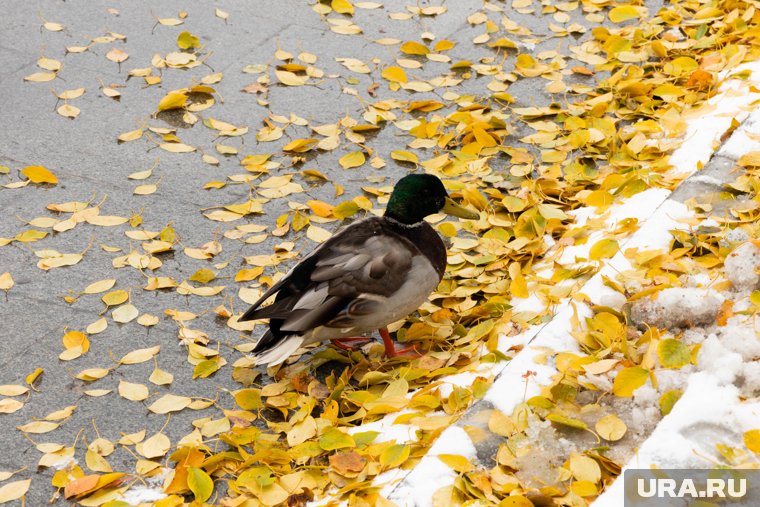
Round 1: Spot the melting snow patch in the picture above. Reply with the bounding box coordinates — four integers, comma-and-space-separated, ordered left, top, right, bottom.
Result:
724, 241, 760, 291
629, 288, 724, 329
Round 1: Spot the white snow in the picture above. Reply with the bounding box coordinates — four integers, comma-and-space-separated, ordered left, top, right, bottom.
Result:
669, 59, 760, 177
347, 412, 418, 444
120, 485, 167, 505
687, 174, 725, 186
117, 468, 169, 505
486, 302, 588, 414
386, 426, 477, 506
724, 241, 760, 291
719, 107, 760, 159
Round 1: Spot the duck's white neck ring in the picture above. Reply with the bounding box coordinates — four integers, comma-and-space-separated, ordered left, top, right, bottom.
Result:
384, 216, 426, 229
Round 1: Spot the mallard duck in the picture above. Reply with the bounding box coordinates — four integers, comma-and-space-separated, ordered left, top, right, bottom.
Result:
239, 173, 478, 366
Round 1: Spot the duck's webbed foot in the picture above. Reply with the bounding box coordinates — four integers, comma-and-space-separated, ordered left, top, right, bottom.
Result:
379, 327, 423, 358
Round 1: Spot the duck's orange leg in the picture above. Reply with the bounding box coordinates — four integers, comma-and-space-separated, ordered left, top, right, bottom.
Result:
380, 327, 422, 358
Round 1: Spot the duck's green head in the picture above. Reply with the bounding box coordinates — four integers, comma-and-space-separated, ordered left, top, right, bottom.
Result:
384, 174, 479, 224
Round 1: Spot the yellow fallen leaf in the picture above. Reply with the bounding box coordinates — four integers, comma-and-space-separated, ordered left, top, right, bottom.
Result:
17, 421, 60, 434
612, 366, 649, 397
112, 304, 139, 323
37, 253, 82, 270
331, 0, 354, 14
595, 414, 627, 441
214, 143, 237, 155
24, 72, 56, 82
149, 367, 173, 386
59, 347, 84, 361
118, 381, 149, 401
102, 290, 128, 306
339, 151, 366, 169
43, 21, 64, 31
177, 31, 200, 50
744, 429, 760, 453
187, 467, 213, 503
380, 444, 410, 468
84, 279, 116, 294
22, 165, 58, 184
0, 399, 24, 414
0, 272, 13, 291
134, 184, 158, 195
160, 142, 196, 153
176, 283, 225, 296
657, 339, 690, 369
275, 70, 308, 86
148, 394, 191, 414
26, 368, 43, 387
85, 449, 112, 473
336, 57, 370, 73
609, 5, 641, 23
57, 87, 85, 100
0, 479, 31, 502
137, 314, 159, 327
57, 104, 80, 118
44, 405, 76, 421
15, 230, 47, 242
306, 225, 331, 243
738, 151, 760, 167
156, 91, 188, 111
438, 454, 474, 473
0, 385, 28, 396
282, 138, 318, 153
119, 346, 160, 365
381, 66, 407, 83
202, 154, 220, 165
102, 86, 120, 99
157, 17, 183, 26
86, 318, 108, 335
400, 41, 429, 55
117, 129, 143, 143
589, 238, 619, 260
390, 150, 419, 164
62, 331, 89, 352
84, 389, 112, 397
569, 454, 601, 483
75, 368, 110, 382
329, 19, 362, 35
135, 432, 170, 459
106, 48, 129, 63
